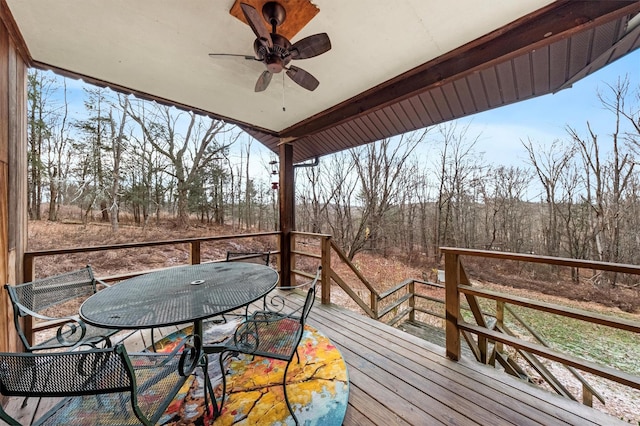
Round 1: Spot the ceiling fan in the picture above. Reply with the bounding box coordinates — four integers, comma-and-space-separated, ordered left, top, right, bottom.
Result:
209, 1, 331, 92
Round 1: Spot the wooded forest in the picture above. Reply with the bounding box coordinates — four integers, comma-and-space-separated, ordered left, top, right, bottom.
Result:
27, 70, 640, 278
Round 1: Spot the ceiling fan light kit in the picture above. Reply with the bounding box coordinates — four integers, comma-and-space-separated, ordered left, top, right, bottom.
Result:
209, 1, 331, 92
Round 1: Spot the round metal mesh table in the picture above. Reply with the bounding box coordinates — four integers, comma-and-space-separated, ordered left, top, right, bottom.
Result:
79, 263, 279, 329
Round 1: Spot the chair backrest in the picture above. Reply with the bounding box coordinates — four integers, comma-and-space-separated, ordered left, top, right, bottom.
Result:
299, 267, 321, 326
6, 266, 97, 315
0, 345, 132, 398
225, 251, 270, 266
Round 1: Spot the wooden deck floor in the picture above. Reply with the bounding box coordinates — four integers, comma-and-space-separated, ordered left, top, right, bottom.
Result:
292, 292, 624, 426
2, 291, 626, 425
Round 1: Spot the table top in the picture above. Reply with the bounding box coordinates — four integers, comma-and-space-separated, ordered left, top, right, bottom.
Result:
79, 262, 279, 329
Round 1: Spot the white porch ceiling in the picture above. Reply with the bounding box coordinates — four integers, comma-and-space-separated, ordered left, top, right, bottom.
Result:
6, 0, 553, 132
4, 1, 640, 162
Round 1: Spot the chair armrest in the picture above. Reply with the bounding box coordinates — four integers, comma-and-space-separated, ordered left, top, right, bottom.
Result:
13, 300, 89, 343
276, 280, 314, 291
95, 278, 111, 288
130, 335, 201, 377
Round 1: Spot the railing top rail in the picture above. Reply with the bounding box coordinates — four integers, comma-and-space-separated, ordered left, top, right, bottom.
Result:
291, 231, 332, 238
24, 231, 280, 258
461, 285, 640, 334
440, 247, 640, 275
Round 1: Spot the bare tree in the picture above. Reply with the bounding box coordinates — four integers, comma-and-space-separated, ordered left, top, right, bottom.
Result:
27, 69, 59, 220
567, 77, 637, 277
481, 166, 533, 252
347, 131, 427, 260
297, 161, 336, 234
106, 95, 129, 231
432, 123, 483, 260
323, 152, 358, 256
45, 77, 72, 222
523, 138, 575, 257
128, 102, 235, 228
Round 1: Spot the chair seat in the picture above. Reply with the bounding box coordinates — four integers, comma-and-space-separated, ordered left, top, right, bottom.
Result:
0, 338, 204, 426
37, 351, 188, 425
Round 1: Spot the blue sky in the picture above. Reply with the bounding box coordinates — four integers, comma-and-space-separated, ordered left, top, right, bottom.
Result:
452, 51, 639, 167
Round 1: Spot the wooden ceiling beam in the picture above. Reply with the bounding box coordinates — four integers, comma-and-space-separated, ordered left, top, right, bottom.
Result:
279, 1, 640, 140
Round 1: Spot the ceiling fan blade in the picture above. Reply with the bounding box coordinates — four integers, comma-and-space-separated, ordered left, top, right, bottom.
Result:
290, 33, 331, 59
209, 53, 258, 60
255, 70, 273, 92
286, 65, 320, 91
240, 3, 273, 48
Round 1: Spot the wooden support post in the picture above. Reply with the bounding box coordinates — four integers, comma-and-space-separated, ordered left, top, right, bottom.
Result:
189, 241, 201, 265
278, 143, 294, 287
445, 252, 461, 361
321, 235, 331, 304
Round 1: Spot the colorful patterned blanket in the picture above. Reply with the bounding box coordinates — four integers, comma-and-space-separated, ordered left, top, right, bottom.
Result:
159, 321, 349, 425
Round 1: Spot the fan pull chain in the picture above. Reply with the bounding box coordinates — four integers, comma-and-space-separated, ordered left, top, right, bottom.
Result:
282, 73, 286, 112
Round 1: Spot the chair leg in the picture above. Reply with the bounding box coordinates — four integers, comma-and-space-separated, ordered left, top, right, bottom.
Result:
200, 354, 216, 417
282, 360, 299, 426
217, 352, 230, 416
150, 329, 157, 352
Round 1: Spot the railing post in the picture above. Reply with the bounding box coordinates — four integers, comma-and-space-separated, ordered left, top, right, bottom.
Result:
445, 252, 461, 361
321, 235, 331, 304
23, 253, 35, 283
409, 280, 416, 322
189, 241, 201, 265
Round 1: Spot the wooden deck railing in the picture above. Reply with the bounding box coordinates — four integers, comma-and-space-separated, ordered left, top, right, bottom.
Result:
21, 232, 280, 342
441, 247, 640, 398
20, 231, 640, 408
288, 234, 640, 407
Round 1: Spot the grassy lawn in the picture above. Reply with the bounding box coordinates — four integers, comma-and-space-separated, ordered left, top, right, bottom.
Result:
506, 305, 640, 377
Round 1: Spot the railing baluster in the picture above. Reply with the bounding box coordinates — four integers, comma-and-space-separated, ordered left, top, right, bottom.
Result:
409, 280, 415, 322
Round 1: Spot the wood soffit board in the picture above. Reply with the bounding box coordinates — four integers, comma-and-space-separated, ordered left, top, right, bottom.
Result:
229, 0, 319, 40
279, 0, 640, 142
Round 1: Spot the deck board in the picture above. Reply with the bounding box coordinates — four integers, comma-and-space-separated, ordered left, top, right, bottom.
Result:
2, 292, 628, 425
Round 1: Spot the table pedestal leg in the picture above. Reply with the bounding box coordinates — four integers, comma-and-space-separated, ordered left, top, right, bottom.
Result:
194, 320, 221, 418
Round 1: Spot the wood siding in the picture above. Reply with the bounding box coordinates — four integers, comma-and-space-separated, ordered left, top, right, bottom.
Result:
0, 5, 27, 353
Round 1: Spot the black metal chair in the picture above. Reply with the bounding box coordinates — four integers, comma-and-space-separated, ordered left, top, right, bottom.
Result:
4, 266, 120, 353
0, 336, 205, 426
212, 266, 321, 426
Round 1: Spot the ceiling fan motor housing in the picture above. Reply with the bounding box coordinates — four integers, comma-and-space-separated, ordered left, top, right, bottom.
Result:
255, 33, 291, 73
